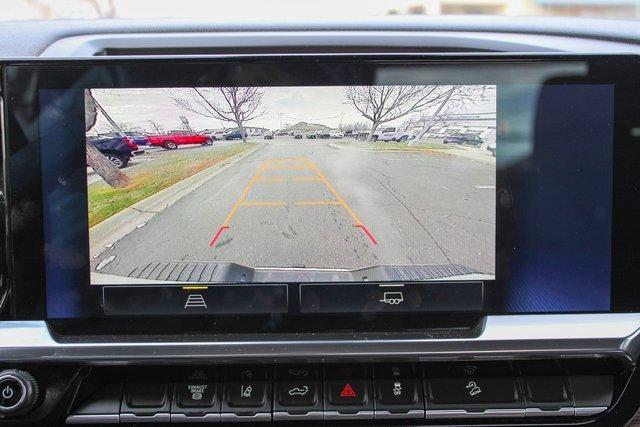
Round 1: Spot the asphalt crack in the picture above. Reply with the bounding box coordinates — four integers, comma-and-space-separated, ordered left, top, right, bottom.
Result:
369, 168, 452, 263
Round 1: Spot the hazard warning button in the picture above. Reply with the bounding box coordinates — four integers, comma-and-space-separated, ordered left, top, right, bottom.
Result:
327, 381, 368, 406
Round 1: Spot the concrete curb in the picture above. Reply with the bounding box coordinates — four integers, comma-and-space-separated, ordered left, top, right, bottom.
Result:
327, 142, 449, 153
89, 143, 265, 258
328, 142, 496, 164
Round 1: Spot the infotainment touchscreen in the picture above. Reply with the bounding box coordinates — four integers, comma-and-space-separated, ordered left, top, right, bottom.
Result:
4, 56, 628, 327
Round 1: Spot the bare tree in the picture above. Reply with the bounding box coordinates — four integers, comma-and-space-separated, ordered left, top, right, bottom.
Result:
343, 85, 449, 141
147, 120, 164, 134
171, 87, 266, 142
85, 91, 132, 188
414, 85, 493, 140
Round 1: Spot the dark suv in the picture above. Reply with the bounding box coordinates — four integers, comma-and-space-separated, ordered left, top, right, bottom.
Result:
87, 135, 144, 168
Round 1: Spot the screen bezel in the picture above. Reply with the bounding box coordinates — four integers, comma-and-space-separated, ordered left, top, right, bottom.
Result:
3, 54, 639, 335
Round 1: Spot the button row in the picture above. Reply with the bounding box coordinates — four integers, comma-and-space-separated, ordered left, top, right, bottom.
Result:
102, 281, 483, 315
66, 362, 614, 424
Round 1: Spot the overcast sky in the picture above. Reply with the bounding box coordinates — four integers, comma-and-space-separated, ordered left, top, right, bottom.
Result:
90, 86, 496, 134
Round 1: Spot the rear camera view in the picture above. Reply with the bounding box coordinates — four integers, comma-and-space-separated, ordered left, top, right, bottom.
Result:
86, 85, 496, 284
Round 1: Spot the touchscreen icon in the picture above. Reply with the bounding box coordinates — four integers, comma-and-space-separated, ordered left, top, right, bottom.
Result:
184, 294, 207, 309
380, 291, 404, 305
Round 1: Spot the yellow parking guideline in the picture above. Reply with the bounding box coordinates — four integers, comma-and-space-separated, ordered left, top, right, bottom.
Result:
304, 158, 364, 226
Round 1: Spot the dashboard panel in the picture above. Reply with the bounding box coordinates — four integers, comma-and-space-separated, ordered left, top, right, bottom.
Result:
0, 18, 640, 427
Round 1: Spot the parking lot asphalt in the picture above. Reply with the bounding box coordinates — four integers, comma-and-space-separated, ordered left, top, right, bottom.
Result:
91, 136, 495, 278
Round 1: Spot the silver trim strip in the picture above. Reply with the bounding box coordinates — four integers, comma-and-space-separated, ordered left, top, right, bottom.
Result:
272, 411, 323, 420
575, 406, 608, 417
170, 413, 222, 423
39, 31, 640, 58
375, 409, 425, 419
66, 414, 120, 424
220, 412, 271, 422
525, 407, 575, 417
426, 408, 525, 419
1, 314, 639, 363
120, 412, 170, 423
324, 410, 374, 420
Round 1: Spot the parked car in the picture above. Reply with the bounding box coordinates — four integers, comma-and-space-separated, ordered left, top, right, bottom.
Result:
87, 135, 145, 168
207, 130, 227, 140
372, 126, 412, 142
330, 130, 345, 138
223, 129, 246, 140
306, 131, 317, 139
318, 130, 331, 139
264, 131, 274, 139
99, 131, 150, 146
147, 130, 213, 149
443, 133, 484, 147
293, 132, 303, 139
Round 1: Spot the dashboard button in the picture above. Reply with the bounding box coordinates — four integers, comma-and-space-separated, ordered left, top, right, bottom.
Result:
427, 377, 519, 405
0, 370, 38, 416
0, 378, 23, 410
326, 380, 368, 406
376, 379, 419, 406
225, 382, 268, 408
524, 376, 568, 403
125, 383, 168, 408
176, 382, 217, 408
276, 381, 319, 407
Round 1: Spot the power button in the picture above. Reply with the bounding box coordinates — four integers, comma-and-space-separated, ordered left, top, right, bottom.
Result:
0, 370, 38, 415
0, 377, 26, 411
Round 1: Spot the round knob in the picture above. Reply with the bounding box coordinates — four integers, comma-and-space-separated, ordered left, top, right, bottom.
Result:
0, 370, 38, 415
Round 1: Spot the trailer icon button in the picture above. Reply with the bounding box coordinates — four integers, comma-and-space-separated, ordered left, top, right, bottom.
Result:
380, 291, 404, 305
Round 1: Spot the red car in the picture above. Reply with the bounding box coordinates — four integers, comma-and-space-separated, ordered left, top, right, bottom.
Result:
146, 130, 213, 150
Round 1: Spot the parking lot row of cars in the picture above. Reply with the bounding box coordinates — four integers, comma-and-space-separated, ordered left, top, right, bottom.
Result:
88, 125, 494, 170
87, 129, 246, 168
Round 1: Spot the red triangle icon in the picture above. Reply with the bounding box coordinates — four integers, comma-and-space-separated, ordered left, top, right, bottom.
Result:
340, 383, 357, 398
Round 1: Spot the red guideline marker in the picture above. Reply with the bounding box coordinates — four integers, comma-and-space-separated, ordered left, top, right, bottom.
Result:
355, 224, 378, 246
209, 226, 229, 247
340, 383, 357, 398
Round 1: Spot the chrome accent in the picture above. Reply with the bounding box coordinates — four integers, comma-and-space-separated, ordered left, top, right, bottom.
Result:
39, 31, 640, 58
272, 410, 323, 420
170, 413, 221, 423
374, 409, 425, 419
324, 410, 374, 420
575, 406, 608, 417
0, 314, 639, 363
119, 412, 170, 423
426, 408, 525, 419
66, 414, 120, 424
525, 407, 575, 417
220, 412, 271, 422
